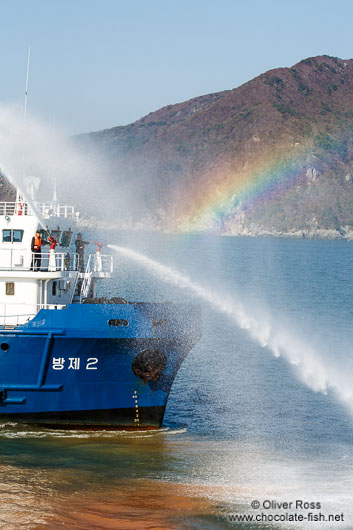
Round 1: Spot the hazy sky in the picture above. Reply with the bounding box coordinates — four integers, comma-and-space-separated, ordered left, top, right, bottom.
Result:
1, 0, 353, 135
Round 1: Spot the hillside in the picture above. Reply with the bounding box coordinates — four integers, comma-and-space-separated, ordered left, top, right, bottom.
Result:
77, 56, 353, 236
0, 173, 16, 203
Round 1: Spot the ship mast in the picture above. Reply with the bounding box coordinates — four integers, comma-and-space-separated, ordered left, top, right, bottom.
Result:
24, 47, 31, 120
19, 47, 31, 205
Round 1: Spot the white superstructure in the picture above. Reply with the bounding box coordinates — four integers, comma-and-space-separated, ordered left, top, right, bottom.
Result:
0, 198, 112, 326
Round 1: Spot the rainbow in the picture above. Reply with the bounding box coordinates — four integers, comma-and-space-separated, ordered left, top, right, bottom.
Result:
176, 138, 315, 232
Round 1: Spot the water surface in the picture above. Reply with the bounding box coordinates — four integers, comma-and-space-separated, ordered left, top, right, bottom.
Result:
1, 234, 353, 529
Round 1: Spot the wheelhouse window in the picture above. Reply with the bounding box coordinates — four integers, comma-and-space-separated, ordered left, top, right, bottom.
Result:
38, 229, 47, 240
60, 230, 73, 247
2, 229, 24, 243
2, 230, 11, 242
13, 230, 24, 242
5, 282, 14, 295
51, 230, 61, 242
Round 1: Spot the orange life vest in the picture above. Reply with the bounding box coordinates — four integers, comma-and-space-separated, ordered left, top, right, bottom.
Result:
33, 235, 42, 250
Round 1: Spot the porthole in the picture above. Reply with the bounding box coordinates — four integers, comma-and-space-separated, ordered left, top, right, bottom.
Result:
1, 343, 9, 352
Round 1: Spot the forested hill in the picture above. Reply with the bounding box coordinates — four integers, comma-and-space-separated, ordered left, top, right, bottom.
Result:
82, 54, 353, 236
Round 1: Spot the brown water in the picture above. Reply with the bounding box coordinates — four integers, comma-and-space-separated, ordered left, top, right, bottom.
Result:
1, 424, 350, 530
3, 475, 214, 529
0, 428, 230, 530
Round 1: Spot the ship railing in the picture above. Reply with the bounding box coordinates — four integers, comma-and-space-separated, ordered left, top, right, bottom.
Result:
0, 201, 77, 219
0, 201, 34, 216
0, 302, 66, 327
86, 252, 113, 274
79, 254, 113, 302
33, 202, 77, 219
84, 253, 113, 274
0, 251, 79, 272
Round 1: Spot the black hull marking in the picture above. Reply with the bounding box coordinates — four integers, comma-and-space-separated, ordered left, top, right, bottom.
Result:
0, 405, 166, 430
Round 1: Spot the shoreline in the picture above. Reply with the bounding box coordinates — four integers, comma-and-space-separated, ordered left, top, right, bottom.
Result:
77, 219, 353, 240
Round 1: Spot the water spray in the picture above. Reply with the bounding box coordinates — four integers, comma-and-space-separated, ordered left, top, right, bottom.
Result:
108, 244, 353, 413
0, 164, 48, 233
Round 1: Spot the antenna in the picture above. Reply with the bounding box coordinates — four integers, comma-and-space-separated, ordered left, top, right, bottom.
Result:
52, 179, 57, 202
24, 47, 31, 120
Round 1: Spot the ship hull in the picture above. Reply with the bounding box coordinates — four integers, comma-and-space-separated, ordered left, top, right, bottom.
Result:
0, 303, 201, 429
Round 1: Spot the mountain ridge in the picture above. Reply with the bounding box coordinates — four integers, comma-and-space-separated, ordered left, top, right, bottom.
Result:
77, 54, 353, 236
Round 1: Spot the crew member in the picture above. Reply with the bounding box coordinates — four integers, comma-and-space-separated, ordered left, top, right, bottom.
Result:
64, 252, 71, 270
31, 231, 42, 271
74, 233, 90, 272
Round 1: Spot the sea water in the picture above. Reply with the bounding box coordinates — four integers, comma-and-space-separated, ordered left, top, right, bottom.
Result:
0, 234, 352, 529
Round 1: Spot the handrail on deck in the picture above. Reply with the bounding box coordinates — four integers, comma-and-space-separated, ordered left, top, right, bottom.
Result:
0, 200, 77, 219
0, 251, 79, 272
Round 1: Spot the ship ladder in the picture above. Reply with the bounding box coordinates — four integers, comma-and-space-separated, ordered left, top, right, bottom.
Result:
79, 255, 93, 301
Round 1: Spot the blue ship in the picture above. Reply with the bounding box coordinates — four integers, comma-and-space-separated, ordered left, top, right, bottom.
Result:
0, 192, 201, 429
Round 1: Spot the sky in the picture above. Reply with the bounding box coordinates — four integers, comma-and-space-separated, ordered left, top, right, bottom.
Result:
1, 0, 353, 135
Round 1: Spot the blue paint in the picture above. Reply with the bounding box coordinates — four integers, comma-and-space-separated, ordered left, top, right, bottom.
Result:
0, 303, 201, 427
